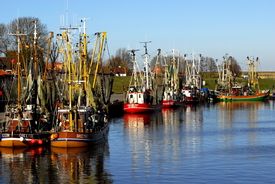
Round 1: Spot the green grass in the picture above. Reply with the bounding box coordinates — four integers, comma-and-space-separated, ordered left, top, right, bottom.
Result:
259, 78, 275, 91
112, 76, 131, 94
112, 75, 275, 94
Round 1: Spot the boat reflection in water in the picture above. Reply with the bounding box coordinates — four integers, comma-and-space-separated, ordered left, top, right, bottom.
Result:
0, 146, 48, 183
216, 101, 269, 145
0, 146, 45, 155
124, 113, 152, 126
50, 142, 111, 183
0, 143, 111, 183
218, 101, 266, 110
217, 101, 267, 123
183, 103, 204, 126
162, 108, 182, 126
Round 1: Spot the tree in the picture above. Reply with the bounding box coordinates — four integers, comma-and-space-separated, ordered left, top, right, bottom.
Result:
0, 23, 11, 56
229, 57, 242, 77
115, 48, 132, 68
0, 17, 49, 73
199, 56, 208, 73
106, 48, 132, 74
7, 17, 48, 53
49, 40, 59, 64
201, 56, 218, 76
108, 56, 127, 68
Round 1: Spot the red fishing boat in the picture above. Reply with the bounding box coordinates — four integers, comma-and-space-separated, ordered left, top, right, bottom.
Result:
124, 42, 163, 113
124, 90, 162, 113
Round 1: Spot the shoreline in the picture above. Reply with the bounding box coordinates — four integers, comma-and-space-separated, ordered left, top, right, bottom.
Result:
110, 93, 124, 102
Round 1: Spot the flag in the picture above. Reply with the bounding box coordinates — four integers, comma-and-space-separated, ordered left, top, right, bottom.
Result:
11, 59, 15, 64
25, 43, 30, 49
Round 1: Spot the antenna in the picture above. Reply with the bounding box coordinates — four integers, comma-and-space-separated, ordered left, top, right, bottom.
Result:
128, 49, 140, 60
78, 18, 92, 34
139, 41, 151, 89
140, 41, 151, 55
60, 0, 78, 31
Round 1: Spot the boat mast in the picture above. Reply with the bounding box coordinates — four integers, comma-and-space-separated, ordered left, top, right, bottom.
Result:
247, 56, 259, 91
78, 18, 91, 91
60, 21, 79, 131
8, 19, 27, 112
162, 51, 168, 85
190, 52, 196, 87
129, 49, 140, 88
140, 41, 151, 89
92, 32, 107, 89
171, 49, 176, 90
44, 31, 54, 80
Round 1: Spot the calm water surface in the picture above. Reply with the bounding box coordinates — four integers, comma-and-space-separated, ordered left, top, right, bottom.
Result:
1, 101, 275, 183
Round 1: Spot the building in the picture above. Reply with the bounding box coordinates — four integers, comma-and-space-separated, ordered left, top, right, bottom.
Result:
111, 67, 127, 76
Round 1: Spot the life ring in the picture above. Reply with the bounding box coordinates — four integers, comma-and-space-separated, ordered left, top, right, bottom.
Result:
50, 133, 59, 139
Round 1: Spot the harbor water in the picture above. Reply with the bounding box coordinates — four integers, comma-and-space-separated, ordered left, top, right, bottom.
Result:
1, 101, 275, 183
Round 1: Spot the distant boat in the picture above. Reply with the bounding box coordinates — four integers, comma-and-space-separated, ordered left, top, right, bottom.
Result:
162, 49, 184, 108
217, 92, 268, 101
181, 86, 205, 103
217, 56, 269, 102
181, 53, 205, 103
50, 22, 110, 148
123, 42, 163, 113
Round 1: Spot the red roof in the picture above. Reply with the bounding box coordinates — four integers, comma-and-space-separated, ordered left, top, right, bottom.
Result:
151, 65, 162, 74
46, 62, 63, 70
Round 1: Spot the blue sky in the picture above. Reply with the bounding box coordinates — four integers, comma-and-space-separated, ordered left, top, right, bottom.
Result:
1, 0, 274, 71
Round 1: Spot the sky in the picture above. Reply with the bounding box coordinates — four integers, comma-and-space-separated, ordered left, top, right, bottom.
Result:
1, 0, 274, 71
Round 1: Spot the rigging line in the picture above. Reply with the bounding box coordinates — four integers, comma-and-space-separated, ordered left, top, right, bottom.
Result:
105, 39, 111, 60
101, 38, 108, 62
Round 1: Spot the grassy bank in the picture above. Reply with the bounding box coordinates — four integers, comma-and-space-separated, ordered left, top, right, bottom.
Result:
112, 75, 275, 94
112, 76, 132, 94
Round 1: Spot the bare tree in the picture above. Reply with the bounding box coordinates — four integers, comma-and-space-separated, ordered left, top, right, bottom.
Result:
7, 17, 48, 77
108, 56, 127, 68
7, 17, 48, 52
106, 47, 132, 74
0, 23, 11, 56
115, 48, 132, 68
50, 40, 59, 63
230, 57, 242, 77
199, 56, 208, 73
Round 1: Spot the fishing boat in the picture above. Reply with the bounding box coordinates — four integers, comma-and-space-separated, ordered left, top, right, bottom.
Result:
162, 49, 184, 108
181, 53, 205, 103
50, 19, 110, 148
123, 42, 163, 113
217, 56, 269, 101
0, 20, 51, 148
